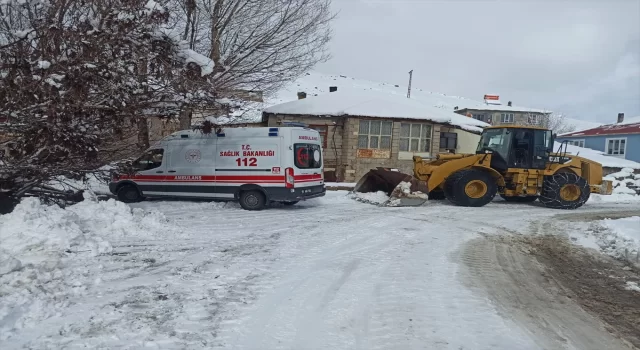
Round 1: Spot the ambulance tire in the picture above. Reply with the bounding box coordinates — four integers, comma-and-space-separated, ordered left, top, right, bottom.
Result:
117, 184, 143, 203
239, 190, 266, 211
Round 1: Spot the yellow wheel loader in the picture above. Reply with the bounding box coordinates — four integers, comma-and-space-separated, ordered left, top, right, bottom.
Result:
354, 126, 614, 209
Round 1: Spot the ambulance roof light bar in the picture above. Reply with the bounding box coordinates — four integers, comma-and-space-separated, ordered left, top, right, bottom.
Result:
281, 121, 308, 128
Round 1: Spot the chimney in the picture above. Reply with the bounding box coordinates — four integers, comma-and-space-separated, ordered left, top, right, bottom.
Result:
617, 113, 624, 123
329, 86, 337, 92
297, 91, 307, 100
508, 101, 512, 107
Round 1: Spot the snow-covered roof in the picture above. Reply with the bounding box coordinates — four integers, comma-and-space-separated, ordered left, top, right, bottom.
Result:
557, 142, 640, 169
267, 72, 550, 115
264, 88, 490, 133
455, 104, 551, 114
560, 116, 640, 137
561, 117, 603, 134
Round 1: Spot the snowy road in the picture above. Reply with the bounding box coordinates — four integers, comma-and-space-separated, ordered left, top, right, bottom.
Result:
2, 191, 639, 349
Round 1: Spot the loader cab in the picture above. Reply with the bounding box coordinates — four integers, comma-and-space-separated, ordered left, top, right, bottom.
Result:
476, 126, 553, 172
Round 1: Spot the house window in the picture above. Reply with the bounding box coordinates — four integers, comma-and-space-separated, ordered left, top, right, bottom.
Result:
399, 123, 432, 152
473, 114, 486, 122
567, 139, 585, 148
501, 113, 514, 123
358, 120, 392, 149
528, 114, 541, 125
606, 138, 626, 157
440, 132, 458, 150
309, 125, 328, 148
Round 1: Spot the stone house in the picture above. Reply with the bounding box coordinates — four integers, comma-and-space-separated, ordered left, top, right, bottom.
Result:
454, 94, 552, 128
262, 89, 489, 182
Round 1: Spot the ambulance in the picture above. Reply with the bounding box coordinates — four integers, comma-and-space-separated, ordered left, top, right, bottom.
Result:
109, 126, 326, 210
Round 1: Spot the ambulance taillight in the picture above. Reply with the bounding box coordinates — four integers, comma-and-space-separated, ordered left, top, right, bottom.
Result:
285, 167, 295, 189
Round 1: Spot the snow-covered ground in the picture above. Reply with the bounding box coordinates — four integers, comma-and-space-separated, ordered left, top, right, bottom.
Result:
569, 214, 640, 263
1, 192, 638, 349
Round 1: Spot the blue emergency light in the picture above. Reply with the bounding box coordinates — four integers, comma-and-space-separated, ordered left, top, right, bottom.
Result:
281, 122, 308, 128
268, 127, 278, 137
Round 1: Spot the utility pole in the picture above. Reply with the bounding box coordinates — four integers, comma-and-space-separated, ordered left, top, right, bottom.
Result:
407, 70, 413, 98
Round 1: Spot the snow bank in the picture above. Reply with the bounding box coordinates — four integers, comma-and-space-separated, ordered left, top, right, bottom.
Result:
601, 216, 640, 247
0, 197, 175, 341
571, 216, 640, 265
587, 193, 640, 204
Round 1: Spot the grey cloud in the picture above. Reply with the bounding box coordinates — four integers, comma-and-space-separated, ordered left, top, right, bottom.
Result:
317, 0, 640, 123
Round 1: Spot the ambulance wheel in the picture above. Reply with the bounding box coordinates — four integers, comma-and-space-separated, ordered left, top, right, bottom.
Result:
282, 201, 299, 206
117, 185, 143, 203
239, 190, 266, 211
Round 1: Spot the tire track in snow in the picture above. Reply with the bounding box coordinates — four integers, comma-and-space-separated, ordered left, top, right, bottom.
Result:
459, 235, 632, 350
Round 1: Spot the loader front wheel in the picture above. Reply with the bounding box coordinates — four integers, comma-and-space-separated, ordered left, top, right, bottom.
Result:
444, 169, 497, 207
539, 172, 590, 209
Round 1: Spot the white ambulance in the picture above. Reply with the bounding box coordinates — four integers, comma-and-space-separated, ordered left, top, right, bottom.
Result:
109, 126, 326, 210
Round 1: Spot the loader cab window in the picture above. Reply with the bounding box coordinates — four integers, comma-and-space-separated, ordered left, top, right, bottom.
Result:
509, 129, 552, 169
477, 128, 511, 161
532, 129, 553, 169
133, 149, 164, 171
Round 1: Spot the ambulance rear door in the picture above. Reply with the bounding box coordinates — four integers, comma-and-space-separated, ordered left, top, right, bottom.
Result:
291, 128, 324, 188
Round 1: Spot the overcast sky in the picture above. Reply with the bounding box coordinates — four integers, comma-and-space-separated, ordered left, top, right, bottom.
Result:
315, 0, 640, 123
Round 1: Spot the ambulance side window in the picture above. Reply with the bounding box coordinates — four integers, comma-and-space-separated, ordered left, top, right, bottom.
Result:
294, 143, 322, 169
133, 149, 164, 171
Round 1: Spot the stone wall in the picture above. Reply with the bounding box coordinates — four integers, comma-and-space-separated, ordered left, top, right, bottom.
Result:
264, 113, 477, 182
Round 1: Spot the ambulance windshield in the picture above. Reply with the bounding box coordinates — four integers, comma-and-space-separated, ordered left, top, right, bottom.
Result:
294, 144, 322, 169
133, 148, 164, 171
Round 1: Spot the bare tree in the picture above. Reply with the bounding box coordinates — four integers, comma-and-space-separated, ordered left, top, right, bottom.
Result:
546, 113, 577, 135
0, 0, 217, 206
520, 112, 577, 135
165, 0, 335, 126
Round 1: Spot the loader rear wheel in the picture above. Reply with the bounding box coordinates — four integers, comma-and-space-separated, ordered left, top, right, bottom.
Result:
444, 169, 497, 207
500, 194, 538, 203
539, 173, 590, 209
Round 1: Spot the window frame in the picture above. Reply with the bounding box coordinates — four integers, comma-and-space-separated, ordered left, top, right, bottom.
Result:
605, 137, 627, 158
294, 143, 322, 169
358, 119, 393, 150
133, 148, 165, 171
501, 113, 514, 123
527, 114, 542, 125
567, 139, 585, 148
399, 122, 433, 153
472, 114, 486, 122
440, 132, 458, 151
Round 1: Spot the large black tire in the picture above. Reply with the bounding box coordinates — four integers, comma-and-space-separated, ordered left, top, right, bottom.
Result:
239, 190, 267, 211
500, 194, 538, 203
117, 184, 143, 203
428, 190, 446, 200
539, 172, 590, 209
444, 169, 497, 207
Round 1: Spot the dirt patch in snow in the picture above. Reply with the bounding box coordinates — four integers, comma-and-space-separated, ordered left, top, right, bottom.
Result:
523, 234, 640, 349
461, 233, 640, 349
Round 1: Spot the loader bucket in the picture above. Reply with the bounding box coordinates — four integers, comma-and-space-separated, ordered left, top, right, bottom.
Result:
353, 167, 429, 207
